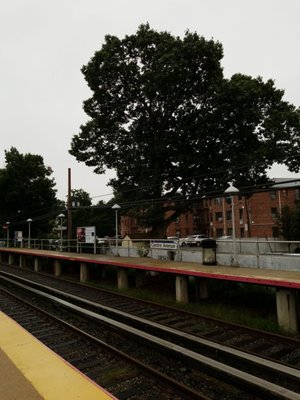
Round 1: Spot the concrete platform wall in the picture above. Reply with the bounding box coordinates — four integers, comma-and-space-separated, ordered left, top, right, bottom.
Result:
115, 248, 300, 271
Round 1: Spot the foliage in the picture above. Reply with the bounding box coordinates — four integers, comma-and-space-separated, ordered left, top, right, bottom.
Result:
71, 189, 92, 207
89, 200, 116, 237
70, 24, 300, 234
137, 246, 149, 257
0, 147, 59, 237
69, 189, 92, 236
280, 205, 300, 240
70, 190, 115, 238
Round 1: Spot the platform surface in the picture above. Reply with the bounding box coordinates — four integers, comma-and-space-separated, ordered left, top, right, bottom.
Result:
0, 311, 116, 400
1, 247, 300, 289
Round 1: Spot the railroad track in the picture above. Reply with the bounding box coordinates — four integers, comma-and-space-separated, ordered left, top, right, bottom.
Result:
0, 286, 207, 400
0, 266, 299, 367
0, 266, 299, 399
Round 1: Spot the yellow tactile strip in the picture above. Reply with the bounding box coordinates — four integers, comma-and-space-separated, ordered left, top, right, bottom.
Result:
0, 312, 116, 400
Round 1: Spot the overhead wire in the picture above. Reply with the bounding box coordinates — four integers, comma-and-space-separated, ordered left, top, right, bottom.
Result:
3, 154, 300, 227
90, 153, 300, 201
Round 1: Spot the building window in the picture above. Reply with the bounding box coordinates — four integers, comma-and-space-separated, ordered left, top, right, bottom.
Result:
175, 217, 180, 224
214, 197, 222, 205
270, 191, 276, 200
215, 211, 223, 222
272, 227, 279, 237
226, 210, 232, 220
271, 207, 278, 219
227, 228, 233, 235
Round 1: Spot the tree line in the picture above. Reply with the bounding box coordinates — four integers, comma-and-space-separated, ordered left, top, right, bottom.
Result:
69, 24, 300, 236
0, 148, 115, 239
2, 24, 300, 239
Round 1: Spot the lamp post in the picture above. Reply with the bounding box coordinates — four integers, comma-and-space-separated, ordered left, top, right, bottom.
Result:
27, 218, 32, 248
224, 184, 239, 266
5, 222, 10, 247
57, 213, 65, 251
112, 204, 121, 255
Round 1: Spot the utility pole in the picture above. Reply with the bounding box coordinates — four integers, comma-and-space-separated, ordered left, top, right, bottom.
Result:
67, 168, 72, 251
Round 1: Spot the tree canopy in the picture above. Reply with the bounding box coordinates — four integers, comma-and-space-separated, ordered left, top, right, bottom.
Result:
70, 24, 300, 233
69, 189, 116, 237
0, 147, 59, 237
280, 205, 300, 241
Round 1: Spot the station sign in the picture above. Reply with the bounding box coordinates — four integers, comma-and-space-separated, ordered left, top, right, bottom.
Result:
14, 231, 23, 242
150, 241, 178, 250
77, 226, 96, 244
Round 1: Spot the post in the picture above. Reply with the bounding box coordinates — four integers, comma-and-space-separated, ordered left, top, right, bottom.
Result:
224, 184, 239, 266
57, 213, 65, 251
27, 218, 32, 248
115, 209, 118, 252
6, 222, 10, 247
67, 168, 72, 252
112, 204, 121, 255
231, 194, 237, 264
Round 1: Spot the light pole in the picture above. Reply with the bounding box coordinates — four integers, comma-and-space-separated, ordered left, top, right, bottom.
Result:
224, 184, 239, 266
27, 218, 32, 248
5, 222, 10, 247
57, 213, 65, 251
112, 204, 121, 255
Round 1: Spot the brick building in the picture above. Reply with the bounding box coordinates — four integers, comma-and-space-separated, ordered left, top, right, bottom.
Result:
121, 179, 300, 239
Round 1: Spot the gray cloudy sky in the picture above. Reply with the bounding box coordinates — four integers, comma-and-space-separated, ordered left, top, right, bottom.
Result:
1, 0, 300, 203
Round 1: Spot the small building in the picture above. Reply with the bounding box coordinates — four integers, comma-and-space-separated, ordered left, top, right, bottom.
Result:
121, 234, 151, 249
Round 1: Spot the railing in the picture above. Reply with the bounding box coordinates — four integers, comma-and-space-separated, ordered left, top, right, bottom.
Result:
1, 237, 300, 269
2, 237, 300, 254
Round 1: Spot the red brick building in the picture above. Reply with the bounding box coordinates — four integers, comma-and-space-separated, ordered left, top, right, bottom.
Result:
121, 179, 300, 239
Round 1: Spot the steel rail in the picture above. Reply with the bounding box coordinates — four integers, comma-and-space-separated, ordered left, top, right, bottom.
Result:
1, 274, 299, 400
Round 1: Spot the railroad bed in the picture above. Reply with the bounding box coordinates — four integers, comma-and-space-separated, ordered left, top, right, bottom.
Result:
0, 265, 299, 399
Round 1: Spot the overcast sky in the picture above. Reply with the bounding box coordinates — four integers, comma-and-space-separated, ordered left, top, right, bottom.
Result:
1, 0, 300, 204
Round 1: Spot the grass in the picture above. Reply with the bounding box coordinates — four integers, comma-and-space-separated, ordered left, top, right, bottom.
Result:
86, 272, 299, 337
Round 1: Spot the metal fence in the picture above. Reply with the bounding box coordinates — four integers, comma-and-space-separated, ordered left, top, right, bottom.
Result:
2, 237, 300, 255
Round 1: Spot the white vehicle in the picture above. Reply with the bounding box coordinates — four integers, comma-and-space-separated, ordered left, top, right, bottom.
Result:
167, 236, 180, 242
180, 234, 208, 247
97, 237, 109, 245
218, 235, 233, 240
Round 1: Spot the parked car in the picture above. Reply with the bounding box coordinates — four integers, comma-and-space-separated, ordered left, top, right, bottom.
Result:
180, 234, 208, 247
218, 235, 233, 240
167, 236, 180, 242
179, 236, 192, 246
97, 236, 110, 245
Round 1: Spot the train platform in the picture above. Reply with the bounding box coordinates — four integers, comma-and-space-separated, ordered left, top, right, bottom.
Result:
0, 247, 299, 332
0, 311, 116, 400
1, 246, 300, 289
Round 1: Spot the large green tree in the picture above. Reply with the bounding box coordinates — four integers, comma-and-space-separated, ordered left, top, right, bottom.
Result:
70, 24, 300, 235
0, 147, 59, 237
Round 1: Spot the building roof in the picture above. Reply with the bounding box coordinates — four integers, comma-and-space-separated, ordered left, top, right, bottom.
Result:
271, 178, 300, 189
